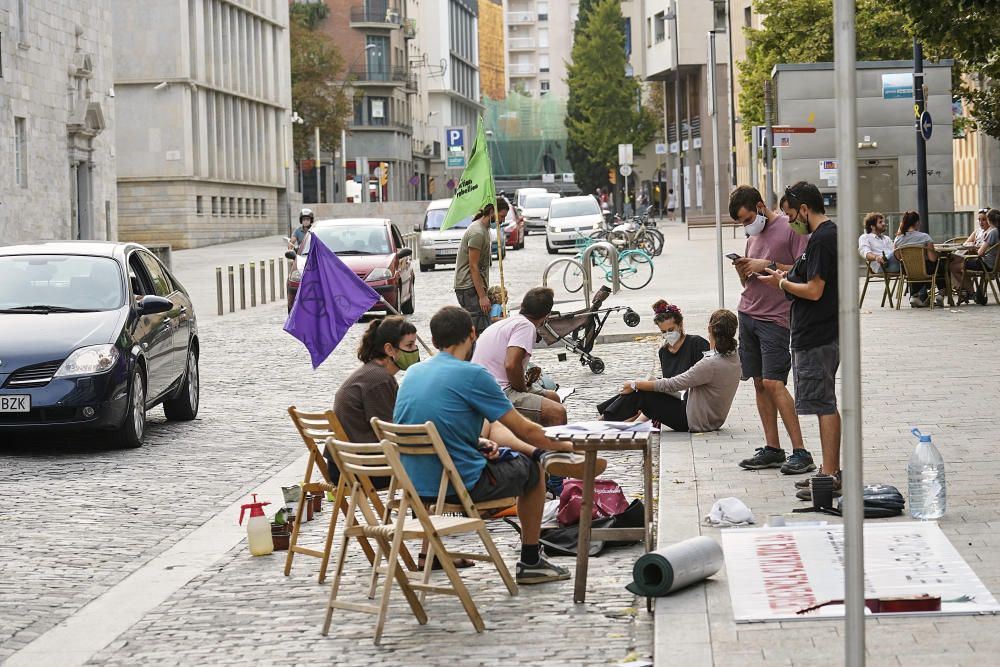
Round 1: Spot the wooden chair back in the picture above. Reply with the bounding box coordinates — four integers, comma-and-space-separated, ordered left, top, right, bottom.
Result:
287, 406, 347, 487
896, 245, 935, 282
325, 438, 400, 530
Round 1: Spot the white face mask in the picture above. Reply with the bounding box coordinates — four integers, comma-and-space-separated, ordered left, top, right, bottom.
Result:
664, 331, 681, 346
744, 214, 767, 237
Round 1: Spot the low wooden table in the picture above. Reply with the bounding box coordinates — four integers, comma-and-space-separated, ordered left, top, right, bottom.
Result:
546, 428, 656, 604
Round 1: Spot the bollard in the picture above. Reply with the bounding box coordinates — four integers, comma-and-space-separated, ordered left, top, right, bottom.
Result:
260, 261, 266, 305
269, 259, 276, 302
279, 257, 285, 288
228, 266, 235, 313
239, 264, 246, 310
250, 262, 257, 307
216, 267, 223, 316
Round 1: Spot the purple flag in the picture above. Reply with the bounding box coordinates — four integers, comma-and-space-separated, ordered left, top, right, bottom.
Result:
283, 236, 380, 368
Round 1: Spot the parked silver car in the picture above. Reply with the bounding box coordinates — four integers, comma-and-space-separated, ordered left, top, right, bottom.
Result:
417, 198, 497, 272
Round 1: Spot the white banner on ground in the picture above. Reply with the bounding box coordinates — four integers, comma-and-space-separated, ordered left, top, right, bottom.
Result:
721, 522, 1000, 622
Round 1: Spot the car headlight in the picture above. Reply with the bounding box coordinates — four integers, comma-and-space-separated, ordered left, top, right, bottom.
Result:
289, 269, 302, 283
54, 344, 119, 378
365, 268, 393, 282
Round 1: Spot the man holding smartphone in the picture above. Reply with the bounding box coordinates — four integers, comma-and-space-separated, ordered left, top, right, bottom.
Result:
727, 186, 814, 475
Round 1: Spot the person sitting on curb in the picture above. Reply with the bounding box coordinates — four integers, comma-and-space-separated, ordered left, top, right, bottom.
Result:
395, 306, 605, 585
652, 300, 710, 380
619, 309, 742, 433
471, 287, 567, 427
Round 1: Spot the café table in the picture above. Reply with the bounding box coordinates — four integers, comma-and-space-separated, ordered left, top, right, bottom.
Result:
544, 425, 656, 604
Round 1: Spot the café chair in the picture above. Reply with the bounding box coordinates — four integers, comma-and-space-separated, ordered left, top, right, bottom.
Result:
966, 244, 1000, 304
859, 261, 899, 308
322, 436, 517, 644
894, 246, 940, 309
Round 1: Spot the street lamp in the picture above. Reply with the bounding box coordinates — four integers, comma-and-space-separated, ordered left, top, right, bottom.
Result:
665, 2, 686, 223
286, 111, 304, 235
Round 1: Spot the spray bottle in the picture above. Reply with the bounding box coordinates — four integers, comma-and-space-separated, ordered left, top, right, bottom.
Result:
239, 493, 274, 556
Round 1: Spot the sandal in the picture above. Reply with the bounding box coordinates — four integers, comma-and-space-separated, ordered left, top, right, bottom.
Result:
418, 553, 476, 570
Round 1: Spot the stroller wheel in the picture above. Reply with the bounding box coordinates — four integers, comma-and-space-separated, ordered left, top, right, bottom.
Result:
588, 357, 606, 374
623, 309, 640, 327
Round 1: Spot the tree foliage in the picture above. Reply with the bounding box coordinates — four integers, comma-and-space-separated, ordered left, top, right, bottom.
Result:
564, 0, 656, 193
289, 10, 352, 158
895, 0, 1000, 139
737, 0, 910, 142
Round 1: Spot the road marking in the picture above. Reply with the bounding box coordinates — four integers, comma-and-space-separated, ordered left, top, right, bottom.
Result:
5, 452, 310, 667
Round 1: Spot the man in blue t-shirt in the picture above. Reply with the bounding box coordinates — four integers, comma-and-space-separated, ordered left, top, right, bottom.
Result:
395, 306, 593, 585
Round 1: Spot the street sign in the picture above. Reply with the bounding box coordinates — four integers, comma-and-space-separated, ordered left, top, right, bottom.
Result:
562, 173, 575, 182
771, 126, 817, 134
357, 156, 369, 176
447, 155, 466, 168
919, 110, 933, 141
445, 126, 466, 170
619, 164, 633, 177
618, 143, 633, 165
541, 173, 555, 183
882, 72, 913, 99
655, 143, 667, 155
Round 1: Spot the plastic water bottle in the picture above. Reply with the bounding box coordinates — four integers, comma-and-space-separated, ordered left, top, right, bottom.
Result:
908, 428, 946, 519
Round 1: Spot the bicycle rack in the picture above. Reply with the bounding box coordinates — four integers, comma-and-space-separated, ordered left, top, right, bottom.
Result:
540, 241, 620, 306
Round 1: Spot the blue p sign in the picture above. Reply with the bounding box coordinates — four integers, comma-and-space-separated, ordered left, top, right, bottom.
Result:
446, 127, 465, 149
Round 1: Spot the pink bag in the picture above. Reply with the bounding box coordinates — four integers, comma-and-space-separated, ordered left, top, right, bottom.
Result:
557, 479, 631, 526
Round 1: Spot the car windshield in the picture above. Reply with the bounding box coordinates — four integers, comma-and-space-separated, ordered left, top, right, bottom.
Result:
524, 194, 557, 209
550, 199, 599, 218
423, 208, 474, 231
0, 255, 125, 312
305, 225, 391, 255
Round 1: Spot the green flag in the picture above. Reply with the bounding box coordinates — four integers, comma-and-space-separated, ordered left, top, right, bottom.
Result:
441, 117, 496, 231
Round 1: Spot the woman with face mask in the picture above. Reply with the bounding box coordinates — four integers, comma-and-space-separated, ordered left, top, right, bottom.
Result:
653, 300, 710, 380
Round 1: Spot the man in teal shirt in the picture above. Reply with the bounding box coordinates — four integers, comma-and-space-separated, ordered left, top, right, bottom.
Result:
395, 306, 580, 585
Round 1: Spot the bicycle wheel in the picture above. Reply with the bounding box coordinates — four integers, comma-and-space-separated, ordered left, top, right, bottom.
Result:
645, 228, 665, 256
561, 259, 586, 293
618, 250, 654, 290
636, 235, 657, 257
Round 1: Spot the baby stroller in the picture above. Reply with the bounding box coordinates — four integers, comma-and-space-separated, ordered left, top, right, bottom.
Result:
538, 286, 640, 374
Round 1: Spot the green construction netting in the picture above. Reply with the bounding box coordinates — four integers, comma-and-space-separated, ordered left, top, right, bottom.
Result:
482, 93, 570, 177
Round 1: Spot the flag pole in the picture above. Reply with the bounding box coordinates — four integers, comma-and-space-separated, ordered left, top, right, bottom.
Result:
493, 202, 507, 317
379, 297, 435, 356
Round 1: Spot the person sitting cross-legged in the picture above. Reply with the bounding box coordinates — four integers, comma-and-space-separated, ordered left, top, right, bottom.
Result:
471, 287, 567, 427
394, 306, 603, 585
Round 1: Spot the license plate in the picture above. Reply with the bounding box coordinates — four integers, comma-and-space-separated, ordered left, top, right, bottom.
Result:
437, 249, 457, 256
0, 395, 30, 412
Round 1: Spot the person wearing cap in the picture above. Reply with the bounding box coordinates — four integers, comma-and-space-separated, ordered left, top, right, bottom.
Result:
291, 208, 314, 253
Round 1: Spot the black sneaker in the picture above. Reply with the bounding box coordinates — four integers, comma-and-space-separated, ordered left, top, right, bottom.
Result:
739, 446, 786, 470
516, 554, 571, 585
780, 449, 817, 475
795, 472, 842, 501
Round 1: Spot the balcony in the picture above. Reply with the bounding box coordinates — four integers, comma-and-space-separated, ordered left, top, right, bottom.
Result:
506, 11, 536, 24
508, 62, 538, 76
348, 64, 409, 86
507, 36, 536, 50
404, 72, 418, 93
403, 18, 417, 39
350, 4, 402, 28
352, 119, 413, 134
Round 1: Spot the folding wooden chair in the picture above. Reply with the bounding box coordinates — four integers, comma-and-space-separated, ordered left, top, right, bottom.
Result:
895, 246, 940, 309
285, 406, 415, 583
859, 262, 899, 308
323, 436, 517, 644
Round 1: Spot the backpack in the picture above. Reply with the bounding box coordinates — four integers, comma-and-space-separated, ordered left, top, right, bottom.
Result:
557, 478, 631, 526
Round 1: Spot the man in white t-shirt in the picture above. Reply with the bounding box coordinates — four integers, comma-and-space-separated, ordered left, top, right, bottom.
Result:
471, 287, 567, 426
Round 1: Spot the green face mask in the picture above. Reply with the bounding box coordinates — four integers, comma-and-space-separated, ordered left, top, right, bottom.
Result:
394, 348, 420, 370
788, 209, 810, 235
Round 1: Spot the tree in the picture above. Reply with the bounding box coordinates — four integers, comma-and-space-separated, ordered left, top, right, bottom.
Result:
289, 10, 352, 158
737, 0, 910, 142
896, 0, 1000, 139
565, 0, 656, 194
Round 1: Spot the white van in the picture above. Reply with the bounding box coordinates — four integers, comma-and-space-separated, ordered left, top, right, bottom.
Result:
417, 198, 497, 272
515, 187, 548, 210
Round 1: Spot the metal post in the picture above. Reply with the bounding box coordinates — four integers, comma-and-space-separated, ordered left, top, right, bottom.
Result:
726, 0, 737, 187
279, 256, 285, 286
269, 259, 276, 301
670, 0, 686, 223
764, 79, 775, 208
751, 125, 759, 191
239, 264, 246, 310
216, 267, 223, 316
913, 39, 929, 226
228, 266, 235, 313
260, 261, 266, 304
315, 126, 322, 204
249, 262, 257, 307
709, 32, 725, 308
662, 80, 670, 219
834, 0, 864, 664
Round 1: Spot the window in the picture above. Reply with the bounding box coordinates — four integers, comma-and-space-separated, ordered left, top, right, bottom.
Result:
540, 80, 550, 95
14, 117, 27, 187
537, 1, 548, 20
212, 196, 219, 214
229, 196, 235, 215
654, 12, 665, 43
744, 6, 752, 28
369, 97, 387, 125
261, 199, 266, 216
196, 195, 204, 214
252, 198, 258, 216
238, 198, 244, 215
538, 28, 549, 48
539, 54, 550, 73
138, 252, 173, 297
16, 0, 27, 44
220, 197, 227, 215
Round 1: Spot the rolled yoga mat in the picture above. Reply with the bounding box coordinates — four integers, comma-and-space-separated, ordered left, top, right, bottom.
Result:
625, 536, 724, 597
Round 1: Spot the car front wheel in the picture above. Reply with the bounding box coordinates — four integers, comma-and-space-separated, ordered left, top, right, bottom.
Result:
114, 368, 146, 449
164, 347, 199, 421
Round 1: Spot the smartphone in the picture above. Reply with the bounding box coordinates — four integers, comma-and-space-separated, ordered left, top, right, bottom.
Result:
726, 253, 742, 261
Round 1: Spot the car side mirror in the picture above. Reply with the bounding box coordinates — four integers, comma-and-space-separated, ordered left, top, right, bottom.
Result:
284, 250, 296, 260
138, 295, 173, 315
413, 224, 421, 233
397, 247, 413, 259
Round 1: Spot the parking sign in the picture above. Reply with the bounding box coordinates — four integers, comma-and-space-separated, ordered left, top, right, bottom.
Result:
445, 126, 466, 169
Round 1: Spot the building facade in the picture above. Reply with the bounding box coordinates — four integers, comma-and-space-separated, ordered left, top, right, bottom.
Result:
502, 0, 576, 100
1, 0, 117, 245
112, 0, 294, 249
478, 0, 506, 101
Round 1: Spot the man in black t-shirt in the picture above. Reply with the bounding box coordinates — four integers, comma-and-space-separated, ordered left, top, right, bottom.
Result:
759, 181, 841, 501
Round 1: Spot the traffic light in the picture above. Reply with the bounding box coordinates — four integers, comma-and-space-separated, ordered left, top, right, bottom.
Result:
608, 168, 617, 185
379, 162, 389, 186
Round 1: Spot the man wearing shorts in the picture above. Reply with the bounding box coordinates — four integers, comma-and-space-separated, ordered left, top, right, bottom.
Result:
471, 287, 567, 427
727, 186, 814, 475
759, 181, 841, 501
395, 306, 601, 584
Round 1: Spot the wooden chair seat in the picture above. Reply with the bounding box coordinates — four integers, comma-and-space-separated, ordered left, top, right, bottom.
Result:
895, 245, 940, 309
357, 515, 485, 541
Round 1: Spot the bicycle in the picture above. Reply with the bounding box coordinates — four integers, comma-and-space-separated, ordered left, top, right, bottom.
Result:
561, 235, 653, 292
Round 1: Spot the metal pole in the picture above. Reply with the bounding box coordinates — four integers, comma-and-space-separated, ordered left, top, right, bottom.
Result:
269, 259, 276, 302
709, 32, 725, 308
751, 125, 759, 191
216, 267, 223, 316
315, 126, 322, 204
726, 0, 737, 187
913, 39, 929, 226
671, 0, 686, 223
228, 266, 235, 313
834, 0, 864, 664
249, 262, 257, 307
239, 263, 246, 310
260, 261, 266, 305
764, 80, 775, 208
662, 80, 670, 219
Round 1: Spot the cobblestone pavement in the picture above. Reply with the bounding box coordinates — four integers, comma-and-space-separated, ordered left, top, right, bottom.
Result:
1, 236, 664, 665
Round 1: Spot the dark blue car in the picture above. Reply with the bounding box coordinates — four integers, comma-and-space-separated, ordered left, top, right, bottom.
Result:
0, 242, 199, 448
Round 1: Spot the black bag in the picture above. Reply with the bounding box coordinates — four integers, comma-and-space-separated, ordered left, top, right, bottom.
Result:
825, 484, 905, 518
596, 392, 641, 421
507, 499, 646, 558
